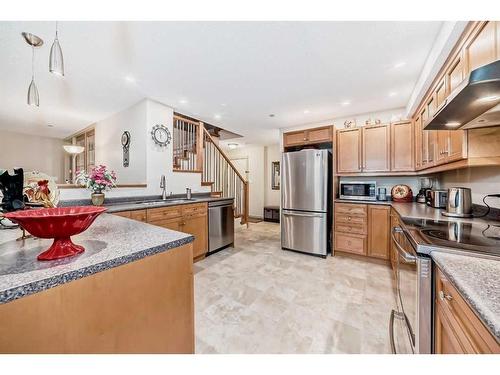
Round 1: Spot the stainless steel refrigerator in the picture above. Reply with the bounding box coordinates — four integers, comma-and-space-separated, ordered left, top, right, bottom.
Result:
281, 149, 331, 257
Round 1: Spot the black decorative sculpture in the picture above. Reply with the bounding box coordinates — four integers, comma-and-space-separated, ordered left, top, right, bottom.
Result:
0, 168, 25, 212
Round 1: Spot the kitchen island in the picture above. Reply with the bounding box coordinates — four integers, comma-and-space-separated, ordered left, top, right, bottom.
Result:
0, 214, 195, 353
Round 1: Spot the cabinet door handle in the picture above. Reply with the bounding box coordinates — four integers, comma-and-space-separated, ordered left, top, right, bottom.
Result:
439, 290, 453, 301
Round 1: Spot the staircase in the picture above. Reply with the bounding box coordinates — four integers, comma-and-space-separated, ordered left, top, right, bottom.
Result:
173, 115, 249, 225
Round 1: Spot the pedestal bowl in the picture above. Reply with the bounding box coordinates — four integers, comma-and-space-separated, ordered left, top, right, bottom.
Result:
4, 206, 107, 261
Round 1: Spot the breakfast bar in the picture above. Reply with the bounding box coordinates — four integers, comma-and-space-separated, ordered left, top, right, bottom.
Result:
0, 214, 195, 353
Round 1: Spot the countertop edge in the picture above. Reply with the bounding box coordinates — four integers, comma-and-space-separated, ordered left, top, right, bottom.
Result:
0, 234, 194, 305
431, 253, 500, 342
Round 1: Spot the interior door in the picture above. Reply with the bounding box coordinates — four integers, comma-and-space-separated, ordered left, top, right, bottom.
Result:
282, 149, 328, 212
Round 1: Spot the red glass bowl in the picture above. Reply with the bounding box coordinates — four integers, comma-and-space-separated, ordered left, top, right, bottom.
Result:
4, 206, 107, 261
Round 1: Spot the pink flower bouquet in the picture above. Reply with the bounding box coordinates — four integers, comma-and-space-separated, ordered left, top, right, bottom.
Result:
76, 165, 117, 194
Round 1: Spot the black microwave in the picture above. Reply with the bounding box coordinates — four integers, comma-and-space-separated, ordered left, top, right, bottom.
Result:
339, 181, 377, 201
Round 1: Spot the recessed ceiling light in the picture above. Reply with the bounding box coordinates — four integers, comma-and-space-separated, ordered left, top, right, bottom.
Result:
445, 122, 461, 128
388, 92, 397, 97
124, 75, 136, 83
303, 109, 310, 114
269, 114, 275, 117
341, 101, 350, 106
393, 62, 406, 69
179, 99, 188, 104
227, 143, 238, 149
214, 114, 221, 120
221, 103, 227, 107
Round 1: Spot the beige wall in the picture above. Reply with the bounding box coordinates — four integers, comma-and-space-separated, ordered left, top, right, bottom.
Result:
0, 129, 65, 183
264, 144, 281, 207
226, 145, 265, 218
439, 167, 500, 209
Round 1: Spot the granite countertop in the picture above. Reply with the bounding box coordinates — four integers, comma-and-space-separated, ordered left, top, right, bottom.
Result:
431, 252, 500, 342
61, 194, 234, 213
335, 198, 496, 224
335, 198, 500, 341
0, 214, 194, 305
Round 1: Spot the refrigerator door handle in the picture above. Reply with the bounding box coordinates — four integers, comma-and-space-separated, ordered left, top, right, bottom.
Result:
282, 211, 325, 218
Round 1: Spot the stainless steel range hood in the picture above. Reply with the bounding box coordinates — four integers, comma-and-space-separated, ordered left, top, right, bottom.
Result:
424, 60, 500, 131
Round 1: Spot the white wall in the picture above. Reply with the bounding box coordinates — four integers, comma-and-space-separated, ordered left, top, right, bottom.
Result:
0, 129, 65, 183
438, 167, 500, 209
60, 99, 209, 200
264, 144, 281, 207
226, 145, 265, 218
94, 101, 147, 184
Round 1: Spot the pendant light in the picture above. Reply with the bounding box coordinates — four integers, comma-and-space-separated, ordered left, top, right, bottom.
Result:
22, 32, 43, 107
49, 22, 64, 76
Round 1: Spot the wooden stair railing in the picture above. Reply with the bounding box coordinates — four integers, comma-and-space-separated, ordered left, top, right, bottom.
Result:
172, 115, 203, 173
201, 127, 249, 226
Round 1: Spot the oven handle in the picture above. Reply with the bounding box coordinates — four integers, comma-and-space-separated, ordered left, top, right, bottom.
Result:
389, 310, 397, 354
391, 226, 416, 264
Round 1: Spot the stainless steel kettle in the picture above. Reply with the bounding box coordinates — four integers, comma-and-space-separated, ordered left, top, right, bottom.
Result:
442, 187, 473, 218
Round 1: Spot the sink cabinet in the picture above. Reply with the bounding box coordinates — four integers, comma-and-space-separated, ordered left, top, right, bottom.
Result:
112, 202, 208, 261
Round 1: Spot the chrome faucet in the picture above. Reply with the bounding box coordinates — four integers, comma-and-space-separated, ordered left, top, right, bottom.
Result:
160, 175, 167, 200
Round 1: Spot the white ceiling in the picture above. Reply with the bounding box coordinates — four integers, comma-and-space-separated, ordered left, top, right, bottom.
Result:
0, 21, 443, 144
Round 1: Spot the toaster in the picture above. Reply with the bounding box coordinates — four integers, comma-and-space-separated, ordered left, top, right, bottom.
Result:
426, 189, 448, 209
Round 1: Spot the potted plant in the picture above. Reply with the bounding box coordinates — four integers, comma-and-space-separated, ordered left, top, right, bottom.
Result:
76, 165, 117, 206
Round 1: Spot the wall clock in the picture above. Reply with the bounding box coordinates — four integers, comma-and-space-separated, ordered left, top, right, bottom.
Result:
121, 131, 131, 167
151, 124, 171, 147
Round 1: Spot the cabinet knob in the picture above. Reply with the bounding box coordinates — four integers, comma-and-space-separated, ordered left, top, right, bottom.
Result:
347, 216, 352, 221
439, 291, 453, 301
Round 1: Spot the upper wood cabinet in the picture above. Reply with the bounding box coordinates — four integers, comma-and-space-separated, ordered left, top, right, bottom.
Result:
391, 121, 414, 171
464, 21, 497, 73
414, 115, 423, 170
362, 124, 390, 172
367, 205, 390, 260
446, 53, 465, 93
337, 128, 362, 173
283, 126, 333, 148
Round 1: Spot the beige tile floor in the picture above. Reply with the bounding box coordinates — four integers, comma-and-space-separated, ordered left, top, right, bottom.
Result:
194, 222, 396, 354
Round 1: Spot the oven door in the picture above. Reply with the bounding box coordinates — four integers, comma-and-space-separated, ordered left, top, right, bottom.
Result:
390, 226, 417, 354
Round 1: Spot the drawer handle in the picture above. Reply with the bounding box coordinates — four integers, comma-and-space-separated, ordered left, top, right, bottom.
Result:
439, 291, 453, 301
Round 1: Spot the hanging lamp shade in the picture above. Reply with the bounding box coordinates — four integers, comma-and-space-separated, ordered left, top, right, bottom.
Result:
49, 36, 64, 76
27, 78, 39, 106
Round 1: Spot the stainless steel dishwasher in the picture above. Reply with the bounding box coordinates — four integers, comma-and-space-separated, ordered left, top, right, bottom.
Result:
208, 199, 234, 253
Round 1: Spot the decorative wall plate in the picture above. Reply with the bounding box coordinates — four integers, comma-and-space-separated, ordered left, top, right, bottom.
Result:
23, 171, 60, 207
151, 124, 171, 147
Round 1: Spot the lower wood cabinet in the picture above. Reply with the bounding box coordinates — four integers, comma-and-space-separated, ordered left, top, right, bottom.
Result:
181, 213, 208, 259
435, 267, 500, 354
367, 205, 390, 259
334, 202, 390, 260
113, 203, 208, 261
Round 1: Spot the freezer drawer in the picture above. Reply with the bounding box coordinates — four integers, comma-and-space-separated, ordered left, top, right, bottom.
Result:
281, 209, 328, 256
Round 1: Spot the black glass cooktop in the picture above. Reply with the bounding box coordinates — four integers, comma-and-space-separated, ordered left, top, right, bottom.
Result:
401, 217, 500, 256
